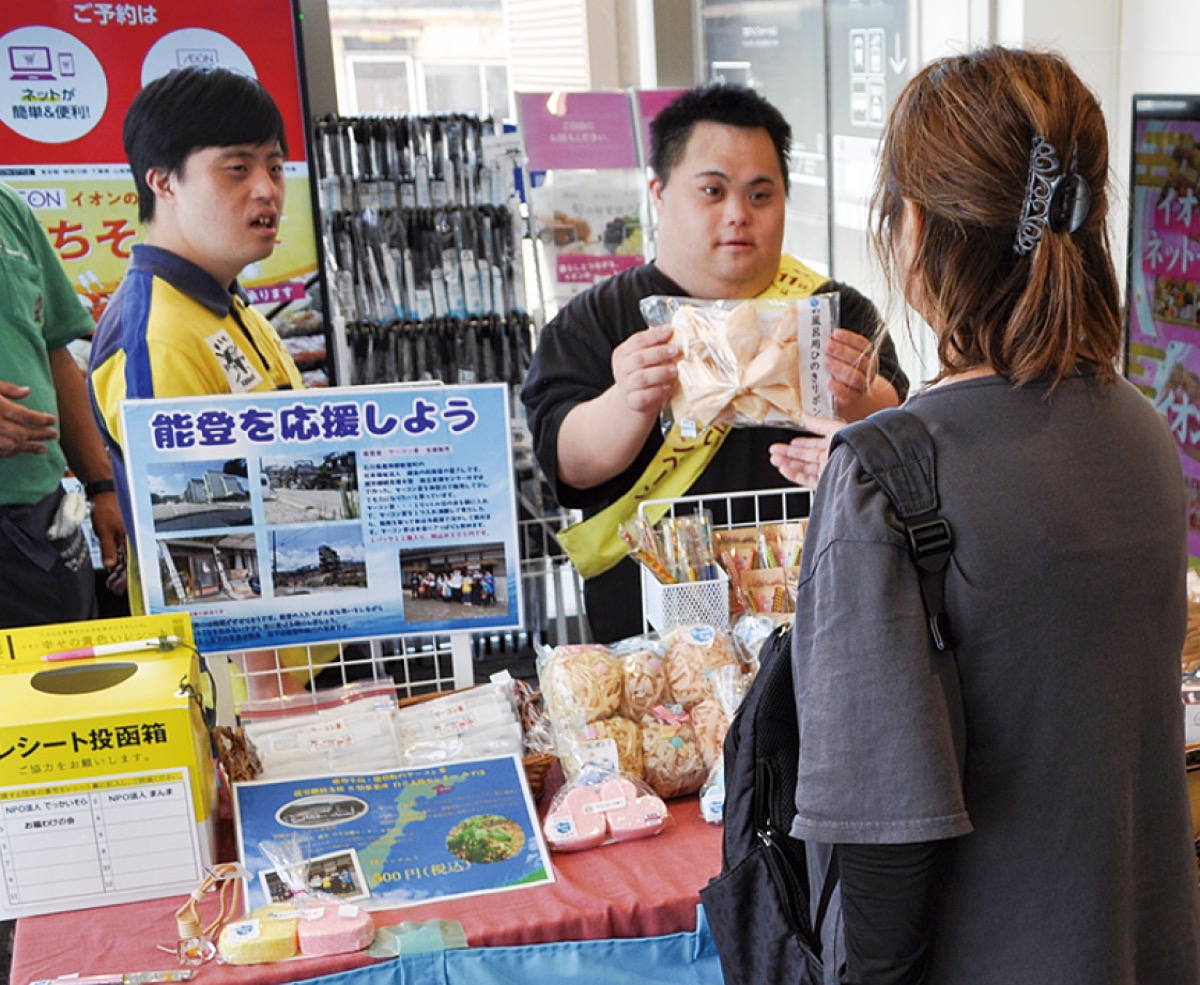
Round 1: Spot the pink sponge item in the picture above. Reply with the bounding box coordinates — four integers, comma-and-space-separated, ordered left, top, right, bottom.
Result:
543, 785, 608, 851
297, 902, 375, 956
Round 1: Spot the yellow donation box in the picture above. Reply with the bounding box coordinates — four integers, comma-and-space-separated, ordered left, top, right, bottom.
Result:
0, 613, 217, 919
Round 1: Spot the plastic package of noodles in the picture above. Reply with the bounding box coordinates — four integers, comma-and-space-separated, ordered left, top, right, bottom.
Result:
640, 293, 840, 434
662, 623, 741, 709
612, 636, 670, 720
687, 698, 730, 772
579, 714, 644, 779
538, 643, 623, 724
640, 714, 708, 799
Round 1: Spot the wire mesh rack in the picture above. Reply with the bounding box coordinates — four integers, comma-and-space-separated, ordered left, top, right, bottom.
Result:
207, 506, 589, 724
636, 485, 814, 633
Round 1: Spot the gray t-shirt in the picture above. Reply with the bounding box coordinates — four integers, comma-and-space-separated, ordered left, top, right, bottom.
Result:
791, 372, 1200, 983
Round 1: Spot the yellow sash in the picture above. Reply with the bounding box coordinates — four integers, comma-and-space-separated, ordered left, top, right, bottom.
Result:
556, 254, 825, 578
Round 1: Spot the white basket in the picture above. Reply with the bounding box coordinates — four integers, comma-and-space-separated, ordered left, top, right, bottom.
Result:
641, 565, 730, 633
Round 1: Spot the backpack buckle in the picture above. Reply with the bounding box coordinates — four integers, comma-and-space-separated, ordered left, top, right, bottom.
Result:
906, 518, 953, 573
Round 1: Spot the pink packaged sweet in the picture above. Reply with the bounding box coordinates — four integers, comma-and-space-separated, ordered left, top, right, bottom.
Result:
599, 775, 670, 842
541, 765, 669, 852
542, 784, 610, 851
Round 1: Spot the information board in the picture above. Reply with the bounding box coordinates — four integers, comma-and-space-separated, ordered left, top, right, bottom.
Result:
233, 755, 552, 912
121, 383, 522, 652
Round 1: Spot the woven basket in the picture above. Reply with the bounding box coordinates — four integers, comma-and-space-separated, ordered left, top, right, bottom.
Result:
398, 685, 557, 802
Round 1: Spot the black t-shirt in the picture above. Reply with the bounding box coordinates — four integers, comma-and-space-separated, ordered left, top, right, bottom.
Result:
520, 261, 908, 642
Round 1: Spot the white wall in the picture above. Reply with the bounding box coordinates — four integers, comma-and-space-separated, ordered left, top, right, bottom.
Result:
865, 0, 1200, 381
989, 0, 1200, 286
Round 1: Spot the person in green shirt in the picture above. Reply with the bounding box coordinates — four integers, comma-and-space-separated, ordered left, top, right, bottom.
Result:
0, 181, 124, 629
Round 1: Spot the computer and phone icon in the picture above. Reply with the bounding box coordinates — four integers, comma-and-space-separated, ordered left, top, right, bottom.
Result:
8, 45, 59, 82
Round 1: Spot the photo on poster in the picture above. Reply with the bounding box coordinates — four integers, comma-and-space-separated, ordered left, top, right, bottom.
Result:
260, 451, 360, 525
399, 543, 508, 622
259, 848, 369, 905
1153, 275, 1200, 329
158, 533, 260, 607
528, 169, 646, 303
269, 524, 368, 598
445, 814, 526, 864
148, 458, 252, 532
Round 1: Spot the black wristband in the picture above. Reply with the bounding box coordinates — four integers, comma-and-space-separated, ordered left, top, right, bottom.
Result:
84, 479, 116, 499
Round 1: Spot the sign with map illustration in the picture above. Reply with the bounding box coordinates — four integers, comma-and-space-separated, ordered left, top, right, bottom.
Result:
232, 755, 552, 911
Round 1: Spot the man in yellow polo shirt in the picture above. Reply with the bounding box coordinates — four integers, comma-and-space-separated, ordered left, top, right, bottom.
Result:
90, 67, 303, 547
520, 84, 908, 642
89, 68, 308, 695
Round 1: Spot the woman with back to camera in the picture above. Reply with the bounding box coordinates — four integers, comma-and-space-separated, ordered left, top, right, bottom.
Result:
790, 47, 1200, 984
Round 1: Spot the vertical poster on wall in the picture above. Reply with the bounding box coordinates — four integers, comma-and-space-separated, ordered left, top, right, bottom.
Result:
1125, 94, 1200, 566
119, 383, 523, 652
0, 0, 328, 384
518, 91, 645, 305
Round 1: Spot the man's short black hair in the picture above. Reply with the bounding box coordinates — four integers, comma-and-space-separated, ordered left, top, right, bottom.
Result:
649, 83, 792, 193
123, 67, 288, 223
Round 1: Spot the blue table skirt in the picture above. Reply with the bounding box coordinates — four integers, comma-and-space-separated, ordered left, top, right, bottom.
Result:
300, 905, 724, 985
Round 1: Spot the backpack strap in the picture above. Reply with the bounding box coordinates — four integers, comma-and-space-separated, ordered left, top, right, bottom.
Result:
831, 408, 954, 652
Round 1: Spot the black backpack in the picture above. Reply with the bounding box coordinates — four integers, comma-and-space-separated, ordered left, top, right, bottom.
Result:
699, 408, 955, 985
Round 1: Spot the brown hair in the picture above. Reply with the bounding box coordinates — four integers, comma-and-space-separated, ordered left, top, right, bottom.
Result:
872, 47, 1121, 385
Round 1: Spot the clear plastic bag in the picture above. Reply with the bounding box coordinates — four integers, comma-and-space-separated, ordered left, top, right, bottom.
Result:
240, 682, 404, 781
639, 293, 840, 435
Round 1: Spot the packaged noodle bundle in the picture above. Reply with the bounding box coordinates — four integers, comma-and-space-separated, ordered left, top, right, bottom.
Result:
615, 639, 671, 720
639, 293, 839, 435
688, 698, 730, 771
662, 623, 741, 709
539, 644, 623, 724
641, 714, 708, 799
581, 715, 644, 779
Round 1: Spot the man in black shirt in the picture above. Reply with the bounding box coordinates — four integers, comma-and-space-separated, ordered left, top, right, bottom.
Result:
521, 84, 908, 641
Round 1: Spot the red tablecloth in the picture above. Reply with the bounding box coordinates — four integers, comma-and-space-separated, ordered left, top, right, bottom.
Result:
11, 796, 721, 985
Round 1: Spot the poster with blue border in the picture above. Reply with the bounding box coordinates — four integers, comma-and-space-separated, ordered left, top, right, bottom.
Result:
120, 383, 522, 653
232, 755, 553, 911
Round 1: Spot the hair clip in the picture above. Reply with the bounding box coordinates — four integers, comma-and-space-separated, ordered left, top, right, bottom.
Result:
1013, 135, 1091, 256
1048, 171, 1092, 236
